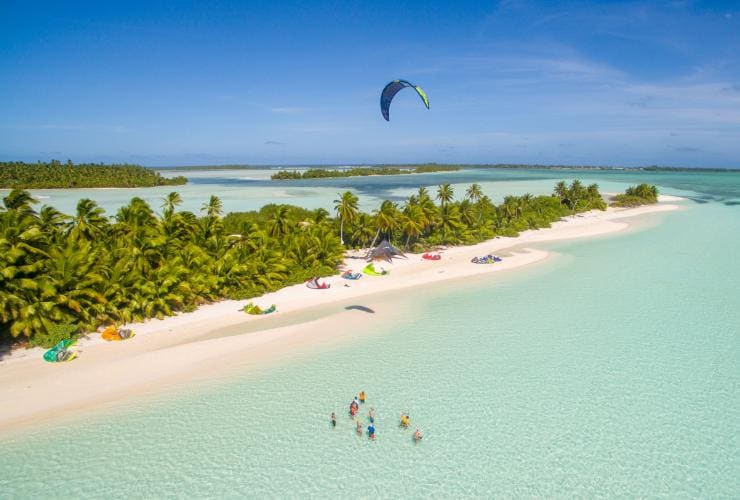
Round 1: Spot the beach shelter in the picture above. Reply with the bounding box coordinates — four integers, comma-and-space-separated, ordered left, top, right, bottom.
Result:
365, 240, 406, 263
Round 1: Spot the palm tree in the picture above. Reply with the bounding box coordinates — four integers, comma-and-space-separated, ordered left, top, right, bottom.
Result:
371, 200, 399, 247
554, 181, 569, 206
202, 195, 223, 219
349, 213, 376, 248
437, 183, 454, 206
465, 183, 483, 202
333, 191, 359, 246
38, 206, 70, 236
162, 192, 183, 218
400, 205, 425, 250
268, 206, 292, 238
68, 199, 108, 242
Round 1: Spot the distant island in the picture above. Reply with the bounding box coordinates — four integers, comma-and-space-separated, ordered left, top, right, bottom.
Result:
0, 161, 187, 189
157, 163, 739, 173
271, 164, 461, 180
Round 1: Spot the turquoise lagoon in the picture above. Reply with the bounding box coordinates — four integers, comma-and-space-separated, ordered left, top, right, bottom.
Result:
1, 169, 739, 497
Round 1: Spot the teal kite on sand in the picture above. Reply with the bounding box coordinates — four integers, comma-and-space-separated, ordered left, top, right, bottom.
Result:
43, 339, 77, 362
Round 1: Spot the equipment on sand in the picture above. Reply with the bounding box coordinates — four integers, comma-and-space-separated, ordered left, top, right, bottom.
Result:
341, 270, 362, 280
363, 263, 389, 276
306, 277, 330, 289
43, 339, 77, 362
471, 254, 502, 264
243, 303, 277, 315
422, 253, 441, 261
101, 325, 136, 341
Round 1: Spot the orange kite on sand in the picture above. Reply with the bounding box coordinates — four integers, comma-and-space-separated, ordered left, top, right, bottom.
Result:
101, 325, 135, 341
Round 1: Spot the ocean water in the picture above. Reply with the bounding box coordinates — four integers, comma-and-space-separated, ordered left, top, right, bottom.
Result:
1, 170, 739, 497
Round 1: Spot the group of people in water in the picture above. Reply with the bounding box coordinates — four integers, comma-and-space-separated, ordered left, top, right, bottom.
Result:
330, 391, 423, 443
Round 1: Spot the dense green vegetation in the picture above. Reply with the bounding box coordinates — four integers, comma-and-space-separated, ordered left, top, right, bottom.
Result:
271, 164, 460, 179
0, 191, 343, 347
0, 180, 604, 348
0, 161, 187, 189
610, 184, 659, 207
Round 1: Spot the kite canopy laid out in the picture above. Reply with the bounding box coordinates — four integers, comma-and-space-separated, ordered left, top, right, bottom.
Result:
363, 263, 389, 276
365, 240, 406, 263
471, 254, 502, 264
43, 338, 77, 363
101, 325, 135, 341
243, 303, 277, 315
422, 253, 441, 261
341, 270, 362, 280
306, 277, 330, 289
380, 79, 429, 121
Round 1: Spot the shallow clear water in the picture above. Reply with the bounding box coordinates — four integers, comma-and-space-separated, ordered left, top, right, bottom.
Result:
1, 170, 739, 497
7, 165, 737, 216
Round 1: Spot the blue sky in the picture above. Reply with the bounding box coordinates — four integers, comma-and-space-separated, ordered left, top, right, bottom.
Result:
1, 0, 739, 167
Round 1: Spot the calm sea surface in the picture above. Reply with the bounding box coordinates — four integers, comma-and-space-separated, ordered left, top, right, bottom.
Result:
1, 168, 738, 497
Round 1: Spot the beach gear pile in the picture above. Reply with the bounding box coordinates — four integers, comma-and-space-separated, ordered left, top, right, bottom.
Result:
471, 254, 502, 264
43, 339, 77, 362
341, 270, 362, 280
101, 325, 135, 341
243, 303, 277, 315
306, 277, 330, 289
422, 253, 441, 261
363, 263, 389, 276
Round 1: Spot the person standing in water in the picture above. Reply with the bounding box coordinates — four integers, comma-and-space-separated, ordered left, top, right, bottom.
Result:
400, 413, 410, 428
331, 412, 336, 428
368, 423, 376, 440
414, 428, 423, 442
356, 419, 363, 436
368, 407, 375, 423
359, 391, 366, 404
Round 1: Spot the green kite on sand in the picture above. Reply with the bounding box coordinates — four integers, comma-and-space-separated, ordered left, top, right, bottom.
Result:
363, 263, 389, 276
243, 303, 277, 315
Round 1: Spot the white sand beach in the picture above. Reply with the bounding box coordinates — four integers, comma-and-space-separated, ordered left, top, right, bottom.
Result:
0, 199, 681, 432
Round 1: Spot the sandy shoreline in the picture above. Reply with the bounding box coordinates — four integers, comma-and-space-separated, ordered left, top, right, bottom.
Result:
0, 199, 681, 432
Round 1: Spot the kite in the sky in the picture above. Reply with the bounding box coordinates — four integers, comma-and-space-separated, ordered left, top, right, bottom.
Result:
380, 79, 429, 121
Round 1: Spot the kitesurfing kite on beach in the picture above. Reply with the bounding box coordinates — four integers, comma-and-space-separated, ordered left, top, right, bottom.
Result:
380, 79, 429, 121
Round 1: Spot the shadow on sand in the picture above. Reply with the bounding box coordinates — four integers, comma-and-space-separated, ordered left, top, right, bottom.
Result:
344, 305, 375, 314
